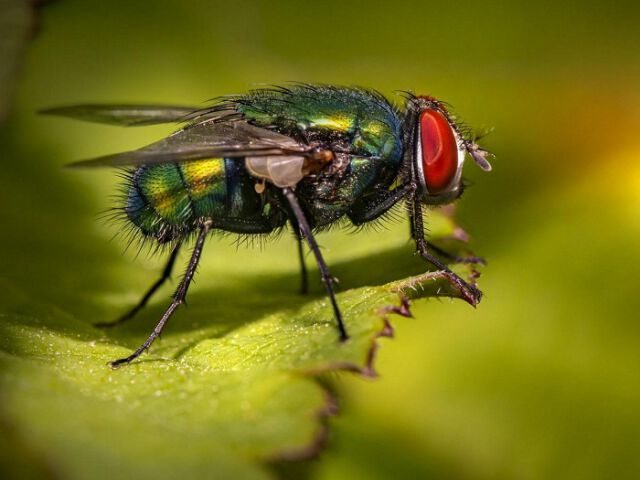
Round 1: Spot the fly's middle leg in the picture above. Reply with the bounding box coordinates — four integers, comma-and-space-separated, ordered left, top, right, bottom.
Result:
283, 188, 348, 341
295, 233, 309, 295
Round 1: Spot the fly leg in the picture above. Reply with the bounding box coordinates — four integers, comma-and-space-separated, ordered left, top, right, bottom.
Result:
427, 243, 486, 266
295, 233, 309, 294
408, 203, 485, 265
283, 188, 348, 341
347, 183, 412, 225
95, 241, 182, 328
411, 194, 483, 306
408, 209, 417, 239
109, 220, 212, 368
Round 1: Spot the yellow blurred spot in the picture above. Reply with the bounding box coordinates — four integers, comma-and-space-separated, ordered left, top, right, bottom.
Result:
629, 158, 640, 207
584, 147, 640, 231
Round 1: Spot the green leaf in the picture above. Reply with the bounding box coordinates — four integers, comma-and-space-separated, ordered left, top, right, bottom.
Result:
0, 263, 475, 479
0, 142, 478, 478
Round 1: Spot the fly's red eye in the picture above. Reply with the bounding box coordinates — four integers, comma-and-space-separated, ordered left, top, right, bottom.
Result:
420, 109, 458, 194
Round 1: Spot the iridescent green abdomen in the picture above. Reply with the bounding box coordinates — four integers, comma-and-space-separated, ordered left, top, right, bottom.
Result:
126, 158, 285, 241
126, 159, 226, 240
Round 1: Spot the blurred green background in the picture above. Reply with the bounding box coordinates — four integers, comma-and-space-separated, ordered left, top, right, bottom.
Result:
1, 0, 639, 479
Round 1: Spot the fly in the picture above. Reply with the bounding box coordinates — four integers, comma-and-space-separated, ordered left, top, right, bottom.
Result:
41, 84, 493, 368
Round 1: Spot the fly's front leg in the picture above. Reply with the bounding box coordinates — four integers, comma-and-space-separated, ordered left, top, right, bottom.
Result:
95, 241, 182, 328
408, 198, 485, 266
283, 188, 348, 341
427, 243, 486, 266
408, 209, 416, 239
109, 220, 212, 368
411, 194, 483, 306
347, 183, 412, 225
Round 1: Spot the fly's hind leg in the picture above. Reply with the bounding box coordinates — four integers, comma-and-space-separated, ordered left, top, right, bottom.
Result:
283, 188, 348, 341
109, 220, 211, 368
95, 241, 182, 328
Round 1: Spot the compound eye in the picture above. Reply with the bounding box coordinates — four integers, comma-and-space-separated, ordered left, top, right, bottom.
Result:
419, 109, 458, 194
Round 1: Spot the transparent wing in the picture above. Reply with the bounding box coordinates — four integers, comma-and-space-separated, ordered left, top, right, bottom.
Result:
66, 120, 313, 168
39, 104, 229, 127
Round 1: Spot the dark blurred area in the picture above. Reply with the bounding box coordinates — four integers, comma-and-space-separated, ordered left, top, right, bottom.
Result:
1, 0, 639, 479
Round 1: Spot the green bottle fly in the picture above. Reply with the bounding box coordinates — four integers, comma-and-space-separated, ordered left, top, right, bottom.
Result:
42, 84, 493, 367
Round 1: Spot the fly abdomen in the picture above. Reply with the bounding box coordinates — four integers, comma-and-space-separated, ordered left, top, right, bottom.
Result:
179, 159, 227, 218
125, 158, 227, 241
